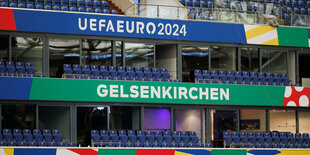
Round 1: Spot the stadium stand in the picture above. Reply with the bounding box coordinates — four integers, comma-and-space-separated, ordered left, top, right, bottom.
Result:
0, 129, 76, 147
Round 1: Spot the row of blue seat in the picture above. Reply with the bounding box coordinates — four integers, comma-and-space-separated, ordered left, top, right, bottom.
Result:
1, 129, 63, 143
92, 142, 213, 148
0, 0, 119, 14
63, 64, 171, 80
0, 61, 35, 74
194, 70, 291, 86
0, 141, 76, 147
91, 130, 199, 144
223, 132, 310, 148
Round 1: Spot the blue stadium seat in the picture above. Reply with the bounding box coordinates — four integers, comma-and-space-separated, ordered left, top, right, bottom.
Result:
44, 2, 52, 9
100, 130, 109, 144
194, 70, 203, 80
181, 131, 190, 143
161, 68, 170, 80
117, 66, 126, 79
188, 143, 196, 148
52, 129, 63, 143
108, 66, 118, 78
15, 62, 25, 74
136, 131, 146, 143
1, 0, 9, 6
86, 5, 93, 12
163, 131, 172, 143
288, 133, 296, 144
3, 129, 13, 142
109, 130, 119, 142
197, 143, 204, 148
72, 64, 82, 74
256, 132, 264, 144
153, 142, 162, 147
127, 130, 137, 143
258, 72, 266, 83
280, 143, 288, 148
53, 2, 60, 10
33, 129, 43, 142
223, 131, 232, 147
95, 6, 102, 13
0, 62, 6, 74
43, 129, 53, 143
27, 0, 34, 8
180, 143, 187, 148
189, 131, 198, 143
10, 0, 17, 7
171, 143, 180, 147
272, 132, 280, 144
232, 132, 241, 144
35, 0, 44, 9
303, 133, 310, 144
61, 3, 69, 10
103, 8, 110, 14
78, 4, 85, 12
70, 3, 77, 11
295, 133, 303, 144
6, 62, 15, 74
118, 130, 128, 143
135, 142, 143, 147
13, 129, 23, 142
235, 71, 243, 81
90, 65, 100, 76
172, 131, 181, 143
240, 132, 248, 144
280, 132, 288, 144
7, 141, 17, 146
264, 132, 272, 145
81, 65, 91, 75
152, 68, 161, 79
99, 66, 109, 78
145, 131, 155, 143
111, 10, 118, 14
154, 131, 164, 143
134, 67, 143, 79
202, 70, 211, 80
143, 68, 153, 79
22, 129, 33, 142
38, 141, 47, 146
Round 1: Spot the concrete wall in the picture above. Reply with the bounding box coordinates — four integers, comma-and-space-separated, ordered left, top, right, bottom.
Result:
175, 109, 202, 139
270, 110, 296, 133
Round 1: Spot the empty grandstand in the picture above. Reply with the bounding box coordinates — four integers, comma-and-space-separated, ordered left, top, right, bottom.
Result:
1, 0, 310, 154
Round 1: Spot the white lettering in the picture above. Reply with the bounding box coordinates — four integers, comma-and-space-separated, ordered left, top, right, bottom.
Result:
151, 86, 161, 98
136, 22, 144, 34
141, 86, 149, 98
130, 85, 139, 98
126, 21, 134, 33
97, 84, 108, 97
189, 87, 198, 99
78, 18, 87, 31
110, 85, 119, 97
99, 19, 106, 31
90, 19, 97, 31
162, 86, 172, 99
199, 88, 208, 100
220, 88, 229, 100
120, 85, 128, 98
178, 87, 188, 99
146, 22, 156, 34
210, 88, 218, 100
107, 20, 115, 32
117, 20, 124, 33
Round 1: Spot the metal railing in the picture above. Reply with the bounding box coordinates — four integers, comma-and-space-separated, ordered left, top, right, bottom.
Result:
124, 2, 310, 28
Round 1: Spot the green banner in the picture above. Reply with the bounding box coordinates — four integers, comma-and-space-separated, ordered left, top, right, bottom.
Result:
29, 78, 285, 106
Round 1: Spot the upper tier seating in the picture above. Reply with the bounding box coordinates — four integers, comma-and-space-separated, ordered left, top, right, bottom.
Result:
62, 64, 181, 82
0, 0, 120, 15
223, 131, 310, 148
0, 61, 46, 78
193, 69, 300, 86
0, 128, 76, 147
90, 130, 211, 148
179, 0, 309, 27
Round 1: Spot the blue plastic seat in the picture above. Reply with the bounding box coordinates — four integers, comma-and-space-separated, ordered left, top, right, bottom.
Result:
70, 4, 77, 11
181, 131, 190, 144
296, 133, 303, 144
145, 131, 155, 143
189, 131, 198, 143
136, 131, 146, 143
118, 130, 128, 143
109, 130, 119, 142
171, 143, 180, 147
280, 132, 288, 144
38, 141, 47, 146
43, 129, 53, 143
152, 68, 161, 79
194, 70, 203, 80
48, 142, 57, 147
86, 5, 93, 12
81, 65, 91, 75
154, 131, 164, 143
61, 3, 69, 10
103, 8, 110, 14
239, 132, 248, 144
10, 0, 18, 7
272, 132, 280, 144
223, 131, 232, 147
232, 132, 241, 144
111, 10, 118, 14
3, 129, 13, 142
248, 132, 257, 145
6, 62, 16, 74
13, 129, 23, 142
7, 141, 16, 146
172, 131, 181, 143
99, 66, 109, 78
17, 141, 27, 147
78, 4, 85, 12
127, 130, 137, 143
67, 142, 76, 147
95, 6, 102, 13
33, 129, 43, 142
28, 141, 37, 146
143, 68, 153, 79
163, 131, 172, 143
256, 132, 264, 144
108, 66, 118, 78
117, 66, 126, 79
100, 130, 109, 143
302, 133, 310, 144
58, 142, 67, 147
52, 129, 63, 143
1, 0, 9, 6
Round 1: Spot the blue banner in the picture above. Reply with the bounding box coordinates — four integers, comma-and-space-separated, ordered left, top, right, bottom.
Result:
11, 9, 246, 44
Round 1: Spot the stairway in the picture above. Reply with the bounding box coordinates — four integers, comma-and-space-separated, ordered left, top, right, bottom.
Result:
105, 0, 124, 15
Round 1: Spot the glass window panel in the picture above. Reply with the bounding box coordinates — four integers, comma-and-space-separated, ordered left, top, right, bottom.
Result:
210, 46, 237, 71
299, 112, 310, 133
39, 106, 70, 142
144, 108, 170, 131
77, 107, 107, 146
2, 104, 36, 129
175, 109, 202, 139
110, 106, 140, 130
82, 40, 111, 66
125, 43, 154, 68
261, 49, 287, 74
0, 35, 9, 61
11, 37, 43, 74
241, 48, 259, 72
116, 41, 122, 66
270, 110, 296, 133
298, 50, 310, 85
240, 109, 266, 132
182, 46, 209, 82
49, 38, 80, 77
